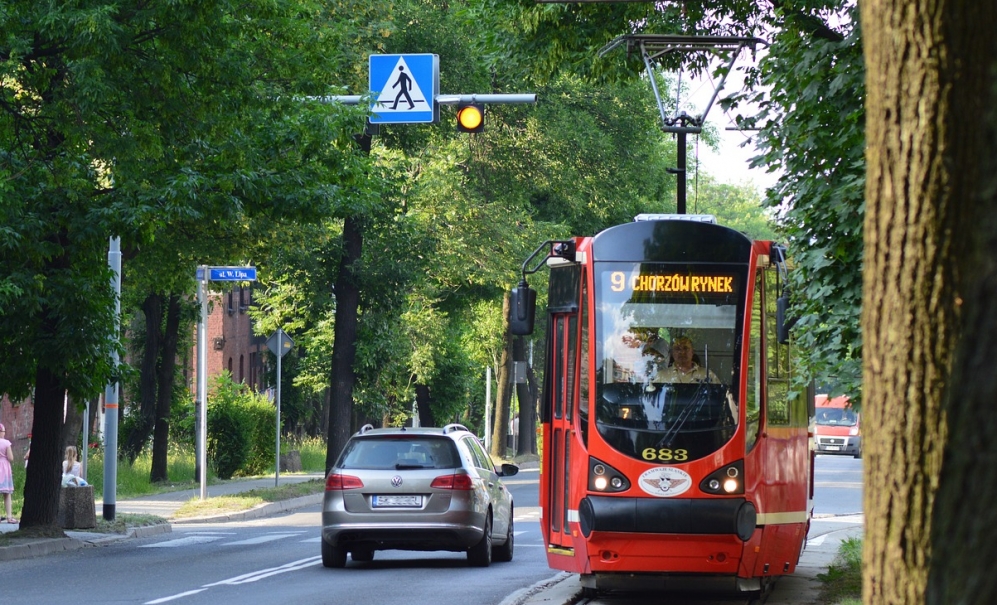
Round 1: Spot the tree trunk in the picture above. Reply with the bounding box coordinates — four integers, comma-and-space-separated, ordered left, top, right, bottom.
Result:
925, 7, 997, 604
123, 293, 162, 464
490, 292, 512, 458
325, 214, 364, 469
861, 1, 996, 602
20, 365, 67, 529
415, 383, 434, 427
60, 395, 85, 452
151, 294, 182, 482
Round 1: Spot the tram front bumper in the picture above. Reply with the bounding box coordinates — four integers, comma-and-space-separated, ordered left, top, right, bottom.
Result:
578, 495, 757, 542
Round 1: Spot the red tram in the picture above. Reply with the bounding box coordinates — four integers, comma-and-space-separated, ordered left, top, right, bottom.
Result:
510, 214, 814, 594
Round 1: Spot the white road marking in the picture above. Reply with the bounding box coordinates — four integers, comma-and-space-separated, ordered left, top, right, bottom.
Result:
144, 557, 322, 604
141, 536, 224, 548
222, 532, 304, 546
145, 589, 208, 604
203, 556, 323, 586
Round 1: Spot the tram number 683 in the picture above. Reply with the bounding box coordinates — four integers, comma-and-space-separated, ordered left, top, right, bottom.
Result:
642, 448, 690, 462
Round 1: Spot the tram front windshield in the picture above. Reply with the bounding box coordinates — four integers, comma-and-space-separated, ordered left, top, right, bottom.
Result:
594, 263, 744, 462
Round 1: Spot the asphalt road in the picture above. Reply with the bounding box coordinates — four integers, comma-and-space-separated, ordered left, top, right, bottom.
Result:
0, 470, 553, 605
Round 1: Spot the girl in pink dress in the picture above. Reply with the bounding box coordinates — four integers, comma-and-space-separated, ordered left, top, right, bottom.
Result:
0, 423, 15, 523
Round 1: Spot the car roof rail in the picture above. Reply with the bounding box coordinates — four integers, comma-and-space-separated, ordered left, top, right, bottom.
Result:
358, 423, 375, 435
442, 423, 469, 434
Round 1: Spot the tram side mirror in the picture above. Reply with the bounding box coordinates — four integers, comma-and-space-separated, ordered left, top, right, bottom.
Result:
776, 294, 797, 344
509, 282, 536, 336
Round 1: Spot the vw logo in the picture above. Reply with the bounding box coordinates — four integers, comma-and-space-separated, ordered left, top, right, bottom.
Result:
391, 475, 403, 487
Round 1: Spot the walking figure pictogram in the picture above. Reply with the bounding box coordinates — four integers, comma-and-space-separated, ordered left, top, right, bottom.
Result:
391, 66, 415, 110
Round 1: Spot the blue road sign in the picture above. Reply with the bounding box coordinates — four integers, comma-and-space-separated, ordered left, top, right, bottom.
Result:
369, 54, 439, 124
197, 266, 257, 281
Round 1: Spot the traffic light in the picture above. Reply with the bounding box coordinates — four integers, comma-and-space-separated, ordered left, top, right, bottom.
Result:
456, 103, 485, 133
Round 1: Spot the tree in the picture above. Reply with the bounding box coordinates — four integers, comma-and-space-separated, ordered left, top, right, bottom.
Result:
861, 1, 997, 602
735, 3, 865, 399
1, 0, 369, 527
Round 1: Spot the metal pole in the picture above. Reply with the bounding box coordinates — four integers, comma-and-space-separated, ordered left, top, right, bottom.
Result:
82, 400, 89, 481
103, 237, 122, 521
275, 331, 282, 487
198, 266, 209, 500
677, 131, 687, 214
485, 366, 492, 451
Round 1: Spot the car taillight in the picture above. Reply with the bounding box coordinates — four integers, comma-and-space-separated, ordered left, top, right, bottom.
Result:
325, 473, 364, 491
430, 473, 474, 490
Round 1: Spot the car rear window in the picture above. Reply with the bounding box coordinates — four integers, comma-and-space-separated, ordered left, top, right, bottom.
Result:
338, 437, 461, 470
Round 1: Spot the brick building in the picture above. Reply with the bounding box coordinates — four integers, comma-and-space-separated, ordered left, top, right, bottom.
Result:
1, 285, 268, 458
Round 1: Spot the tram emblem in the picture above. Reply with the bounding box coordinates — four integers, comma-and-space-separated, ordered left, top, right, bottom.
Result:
638, 467, 692, 497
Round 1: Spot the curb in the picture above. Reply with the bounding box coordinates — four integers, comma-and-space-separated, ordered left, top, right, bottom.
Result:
0, 536, 84, 562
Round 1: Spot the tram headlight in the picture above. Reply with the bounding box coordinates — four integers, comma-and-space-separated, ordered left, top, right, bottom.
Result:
588, 457, 630, 493
699, 460, 745, 495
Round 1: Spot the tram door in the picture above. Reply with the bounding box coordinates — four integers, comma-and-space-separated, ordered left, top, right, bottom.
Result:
546, 312, 577, 550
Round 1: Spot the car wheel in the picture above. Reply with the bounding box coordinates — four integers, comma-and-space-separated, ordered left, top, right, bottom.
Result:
351, 548, 374, 562
322, 539, 347, 568
467, 514, 492, 567
492, 515, 514, 562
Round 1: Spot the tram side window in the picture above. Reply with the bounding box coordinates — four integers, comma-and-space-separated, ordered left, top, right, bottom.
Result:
566, 315, 577, 423
578, 282, 589, 446
765, 266, 791, 426
745, 270, 763, 452
554, 316, 565, 419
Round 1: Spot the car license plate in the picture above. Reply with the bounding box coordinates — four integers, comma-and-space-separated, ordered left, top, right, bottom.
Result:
373, 495, 422, 508
825, 446, 841, 451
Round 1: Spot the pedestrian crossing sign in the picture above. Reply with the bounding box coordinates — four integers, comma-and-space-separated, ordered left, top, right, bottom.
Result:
369, 54, 439, 124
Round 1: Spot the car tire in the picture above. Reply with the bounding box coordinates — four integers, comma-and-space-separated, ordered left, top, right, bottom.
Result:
351, 548, 375, 562
322, 539, 347, 568
467, 514, 492, 567
492, 515, 514, 562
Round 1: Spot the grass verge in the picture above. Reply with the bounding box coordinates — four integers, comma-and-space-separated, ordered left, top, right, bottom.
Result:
172, 479, 325, 519
817, 537, 862, 604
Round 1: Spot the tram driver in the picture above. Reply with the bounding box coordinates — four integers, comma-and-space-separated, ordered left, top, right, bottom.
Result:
654, 336, 720, 384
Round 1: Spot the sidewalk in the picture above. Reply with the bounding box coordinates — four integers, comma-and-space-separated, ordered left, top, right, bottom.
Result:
0, 473, 325, 561
506, 514, 865, 605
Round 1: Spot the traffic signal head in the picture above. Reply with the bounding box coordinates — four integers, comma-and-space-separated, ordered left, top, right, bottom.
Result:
456, 103, 485, 133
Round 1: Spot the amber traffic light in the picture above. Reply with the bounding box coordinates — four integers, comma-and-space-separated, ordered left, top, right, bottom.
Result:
456, 103, 485, 133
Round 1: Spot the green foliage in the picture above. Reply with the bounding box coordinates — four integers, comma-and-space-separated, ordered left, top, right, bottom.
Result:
735, 3, 865, 401
206, 372, 276, 479
284, 436, 328, 472
688, 173, 777, 241
817, 537, 863, 603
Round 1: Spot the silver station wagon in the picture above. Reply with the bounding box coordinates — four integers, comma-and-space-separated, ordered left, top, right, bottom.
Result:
321, 424, 518, 568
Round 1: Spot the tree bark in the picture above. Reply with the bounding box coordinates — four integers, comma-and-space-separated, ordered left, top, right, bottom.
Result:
151, 293, 182, 482
490, 292, 512, 458
123, 293, 162, 464
21, 365, 67, 529
415, 383, 434, 427
861, 1, 996, 602
325, 214, 364, 469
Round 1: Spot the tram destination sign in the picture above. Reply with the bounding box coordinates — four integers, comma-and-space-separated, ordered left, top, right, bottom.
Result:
608, 271, 735, 294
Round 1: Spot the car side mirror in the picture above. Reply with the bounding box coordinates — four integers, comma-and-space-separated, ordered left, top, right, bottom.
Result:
499, 463, 519, 477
